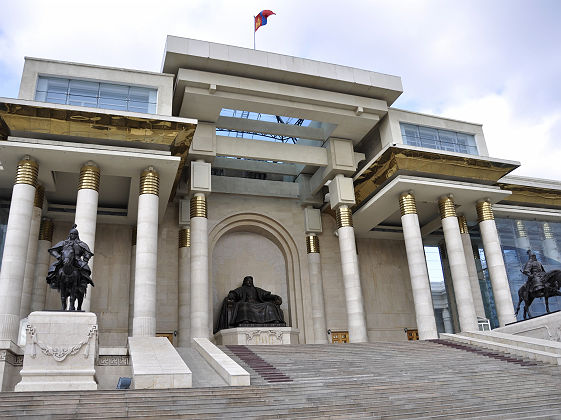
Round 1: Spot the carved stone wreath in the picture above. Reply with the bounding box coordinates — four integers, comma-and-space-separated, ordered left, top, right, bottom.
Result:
26, 324, 98, 362
245, 330, 284, 341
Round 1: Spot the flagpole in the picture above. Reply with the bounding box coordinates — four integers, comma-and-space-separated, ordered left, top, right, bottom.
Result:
253, 16, 256, 50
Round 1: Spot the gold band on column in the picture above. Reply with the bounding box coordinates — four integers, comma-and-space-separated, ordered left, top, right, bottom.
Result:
15, 157, 39, 186
399, 192, 417, 216
458, 215, 469, 234
476, 200, 494, 223
515, 220, 527, 238
543, 222, 553, 239
438, 196, 456, 219
78, 163, 100, 191
306, 235, 320, 254
131, 226, 137, 246
139, 168, 159, 196
179, 228, 191, 248
336, 206, 353, 228
34, 184, 45, 208
190, 195, 207, 218
38, 218, 53, 241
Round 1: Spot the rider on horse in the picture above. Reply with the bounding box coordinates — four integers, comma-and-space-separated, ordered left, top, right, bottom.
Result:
46, 224, 94, 305
522, 250, 546, 294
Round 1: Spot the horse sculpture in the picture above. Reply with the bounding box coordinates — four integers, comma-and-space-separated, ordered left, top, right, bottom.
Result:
46, 224, 94, 311
515, 269, 561, 319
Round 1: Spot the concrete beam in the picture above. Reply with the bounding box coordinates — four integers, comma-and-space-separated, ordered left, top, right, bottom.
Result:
213, 156, 302, 176
211, 176, 299, 199
216, 135, 328, 166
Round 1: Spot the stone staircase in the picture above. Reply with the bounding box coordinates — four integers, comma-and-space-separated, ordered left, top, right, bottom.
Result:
2, 340, 561, 419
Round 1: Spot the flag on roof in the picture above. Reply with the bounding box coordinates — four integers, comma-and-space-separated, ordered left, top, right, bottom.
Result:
255, 10, 275, 32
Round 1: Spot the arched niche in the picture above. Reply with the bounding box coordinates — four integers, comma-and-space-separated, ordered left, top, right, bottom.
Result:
208, 213, 303, 336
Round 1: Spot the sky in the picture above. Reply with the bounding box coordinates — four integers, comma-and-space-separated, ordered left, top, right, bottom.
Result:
0, 0, 560, 180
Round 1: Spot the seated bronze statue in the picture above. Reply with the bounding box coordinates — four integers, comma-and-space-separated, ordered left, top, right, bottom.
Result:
215, 276, 286, 333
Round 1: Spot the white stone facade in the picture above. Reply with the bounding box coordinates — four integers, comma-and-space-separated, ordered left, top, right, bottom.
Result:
0, 35, 560, 391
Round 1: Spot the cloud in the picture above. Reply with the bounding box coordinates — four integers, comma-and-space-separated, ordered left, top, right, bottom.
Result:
0, 0, 560, 180
435, 93, 561, 180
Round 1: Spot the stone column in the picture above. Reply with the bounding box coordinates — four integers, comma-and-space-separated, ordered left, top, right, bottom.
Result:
335, 206, 368, 343
399, 193, 438, 340
20, 185, 44, 318
477, 200, 516, 326
29, 218, 54, 313
190, 194, 209, 340
74, 162, 100, 312
0, 157, 39, 342
458, 215, 486, 319
132, 168, 159, 337
178, 227, 191, 347
306, 234, 328, 344
438, 196, 478, 332
442, 307, 454, 333
542, 222, 560, 263
128, 227, 136, 336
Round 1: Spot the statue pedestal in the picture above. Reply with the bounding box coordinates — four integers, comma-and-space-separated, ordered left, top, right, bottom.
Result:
215, 327, 300, 345
15, 311, 98, 392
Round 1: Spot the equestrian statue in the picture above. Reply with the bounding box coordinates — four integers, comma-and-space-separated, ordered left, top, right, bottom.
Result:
515, 250, 561, 319
46, 224, 94, 311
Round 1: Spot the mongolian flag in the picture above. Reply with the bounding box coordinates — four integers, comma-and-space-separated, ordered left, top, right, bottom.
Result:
255, 10, 275, 32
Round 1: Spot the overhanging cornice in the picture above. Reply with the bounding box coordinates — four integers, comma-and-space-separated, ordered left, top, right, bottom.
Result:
0, 98, 197, 199
353, 145, 520, 210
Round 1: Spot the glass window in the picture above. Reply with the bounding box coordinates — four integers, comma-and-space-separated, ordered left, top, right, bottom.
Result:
400, 122, 479, 155
35, 76, 158, 114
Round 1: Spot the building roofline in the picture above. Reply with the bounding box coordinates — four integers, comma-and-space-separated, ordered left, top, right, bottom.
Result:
24, 56, 174, 78
161, 35, 403, 105
389, 107, 484, 127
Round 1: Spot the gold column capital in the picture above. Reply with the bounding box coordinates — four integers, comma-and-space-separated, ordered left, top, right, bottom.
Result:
438, 196, 456, 219
131, 226, 137, 246
15, 156, 39, 187
306, 234, 320, 254
515, 220, 527, 238
140, 167, 159, 196
399, 192, 417, 216
543, 222, 553, 239
79, 162, 100, 191
34, 184, 45, 208
179, 227, 191, 248
458, 215, 469, 234
336, 206, 353, 228
190, 195, 207, 218
476, 200, 494, 223
38, 218, 53, 241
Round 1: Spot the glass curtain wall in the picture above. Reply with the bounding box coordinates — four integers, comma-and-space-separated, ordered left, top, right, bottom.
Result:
0, 202, 9, 271
494, 218, 561, 321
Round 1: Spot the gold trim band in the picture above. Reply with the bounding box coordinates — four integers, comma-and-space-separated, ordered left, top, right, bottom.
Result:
476, 201, 494, 223
399, 192, 417, 216
179, 228, 191, 248
131, 226, 137, 246
336, 207, 353, 228
190, 195, 207, 218
38, 218, 53, 241
34, 184, 44, 208
79, 164, 100, 191
140, 168, 159, 196
306, 235, 320, 254
543, 222, 553, 239
458, 215, 469, 234
438, 196, 456, 219
515, 220, 527, 238
15, 157, 38, 186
